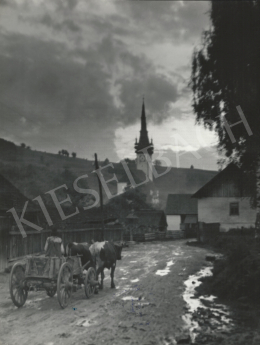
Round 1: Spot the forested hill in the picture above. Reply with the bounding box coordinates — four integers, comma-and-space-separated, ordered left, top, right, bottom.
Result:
0, 138, 217, 209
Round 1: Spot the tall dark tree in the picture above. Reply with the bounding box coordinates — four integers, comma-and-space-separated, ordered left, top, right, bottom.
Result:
191, 1, 260, 213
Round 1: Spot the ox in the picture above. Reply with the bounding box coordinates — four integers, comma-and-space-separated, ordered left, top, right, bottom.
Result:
65, 242, 94, 269
89, 241, 123, 289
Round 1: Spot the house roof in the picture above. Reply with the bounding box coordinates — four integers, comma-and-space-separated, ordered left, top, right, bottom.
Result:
0, 173, 36, 212
165, 194, 198, 215
130, 209, 167, 228
192, 163, 253, 199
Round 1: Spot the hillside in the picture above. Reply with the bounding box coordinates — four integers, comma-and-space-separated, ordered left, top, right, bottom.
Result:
0, 138, 218, 210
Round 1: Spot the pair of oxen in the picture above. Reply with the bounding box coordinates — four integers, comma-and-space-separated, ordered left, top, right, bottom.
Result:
65, 241, 125, 290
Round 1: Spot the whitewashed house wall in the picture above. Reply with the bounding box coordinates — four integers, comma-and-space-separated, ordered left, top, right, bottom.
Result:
198, 197, 256, 232
166, 215, 181, 230
193, 164, 256, 233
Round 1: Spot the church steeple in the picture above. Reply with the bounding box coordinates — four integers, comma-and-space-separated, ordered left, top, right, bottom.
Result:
135, 99, 154, 156
141, 98, 147, 132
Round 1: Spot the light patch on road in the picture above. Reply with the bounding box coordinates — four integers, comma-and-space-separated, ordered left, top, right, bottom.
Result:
122, 296, 139, 301
121, 277, 127, 280
155, 260, 175, 276
76, 318, 95, 327
130, 261, 137, 263
183, 266, 212, 312
131, 279, 139, 282
182, 266, 234, 342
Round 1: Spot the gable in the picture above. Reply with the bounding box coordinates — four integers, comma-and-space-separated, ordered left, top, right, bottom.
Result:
192, 164, 253, 198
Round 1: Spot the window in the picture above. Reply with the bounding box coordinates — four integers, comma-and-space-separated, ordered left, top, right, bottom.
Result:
230, 202, 239, 216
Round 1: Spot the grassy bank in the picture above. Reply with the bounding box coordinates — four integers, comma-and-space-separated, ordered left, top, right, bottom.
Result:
197, 237, 260, 304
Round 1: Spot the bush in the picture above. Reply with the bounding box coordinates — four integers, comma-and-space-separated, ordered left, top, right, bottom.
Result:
208, 237, 260, 302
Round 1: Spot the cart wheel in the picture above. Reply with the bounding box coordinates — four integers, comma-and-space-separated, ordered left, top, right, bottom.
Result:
9, 262, 28, 308
57, 263, 72, 309
84, 267, 96, 298
46, 286, 57, 297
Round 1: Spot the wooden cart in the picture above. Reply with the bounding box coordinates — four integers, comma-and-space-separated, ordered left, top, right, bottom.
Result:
9, 255, 98, 309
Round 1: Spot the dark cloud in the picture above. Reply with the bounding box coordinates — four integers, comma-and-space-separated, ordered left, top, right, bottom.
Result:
39, 13, 81, 33
117, 74, 178, 125
0, 0, 212, 163
0, 33, 120, 159
117, 1, 210, 44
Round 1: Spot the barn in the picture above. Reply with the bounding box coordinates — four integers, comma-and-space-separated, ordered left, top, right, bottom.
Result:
0, 173, 39, 271
165, 194, 198, 237
192, 164, 256, 233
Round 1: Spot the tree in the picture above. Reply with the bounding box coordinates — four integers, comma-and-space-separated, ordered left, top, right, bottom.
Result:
190, 165, 194, 169
72, 152, 77, 158
20, 143, 26, 148
61, 149, 69, 157
154, 159, 162, 166
190, 1, 260, 214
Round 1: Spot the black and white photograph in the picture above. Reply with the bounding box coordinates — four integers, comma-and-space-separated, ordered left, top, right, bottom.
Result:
0, 1, 260, 344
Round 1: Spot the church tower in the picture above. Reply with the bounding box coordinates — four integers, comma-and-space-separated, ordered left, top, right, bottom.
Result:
134, 99, 154, 181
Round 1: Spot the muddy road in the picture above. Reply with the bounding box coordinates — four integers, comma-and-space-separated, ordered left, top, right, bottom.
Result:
0, 240, 213, 345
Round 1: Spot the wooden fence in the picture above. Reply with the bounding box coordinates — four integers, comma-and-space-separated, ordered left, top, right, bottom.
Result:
1, 226, 123, 271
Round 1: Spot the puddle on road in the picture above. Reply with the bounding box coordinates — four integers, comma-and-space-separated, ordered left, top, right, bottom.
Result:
131, 279, 139, 283
76, 318, 95, 327
122, 296, 139, 301
155, 259, 175, 276
182, 266, 234, 343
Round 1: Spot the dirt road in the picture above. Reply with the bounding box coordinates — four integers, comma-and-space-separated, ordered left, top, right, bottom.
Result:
0, 240, 213, 345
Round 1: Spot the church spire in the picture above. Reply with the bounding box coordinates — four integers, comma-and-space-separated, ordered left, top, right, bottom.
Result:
134, 99, 154, 156
141, 97, 147, 132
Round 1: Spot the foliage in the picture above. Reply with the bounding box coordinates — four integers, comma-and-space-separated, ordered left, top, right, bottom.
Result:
105, 188, 154, 223
59, 149, 69, 157
20, 143, 26, 148
154, 159, 162, 166
191, 1, 260, 176
72, 152, 77, 158
205, 236, 260, 302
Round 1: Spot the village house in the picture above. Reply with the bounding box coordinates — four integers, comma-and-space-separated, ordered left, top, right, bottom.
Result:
0, 173, 40, 271
192, 164, 256, 233
165, 194, 198, 237
125, 209, 167, 241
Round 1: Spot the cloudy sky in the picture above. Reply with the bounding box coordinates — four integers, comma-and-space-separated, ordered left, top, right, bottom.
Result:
0, 0, 219, 170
